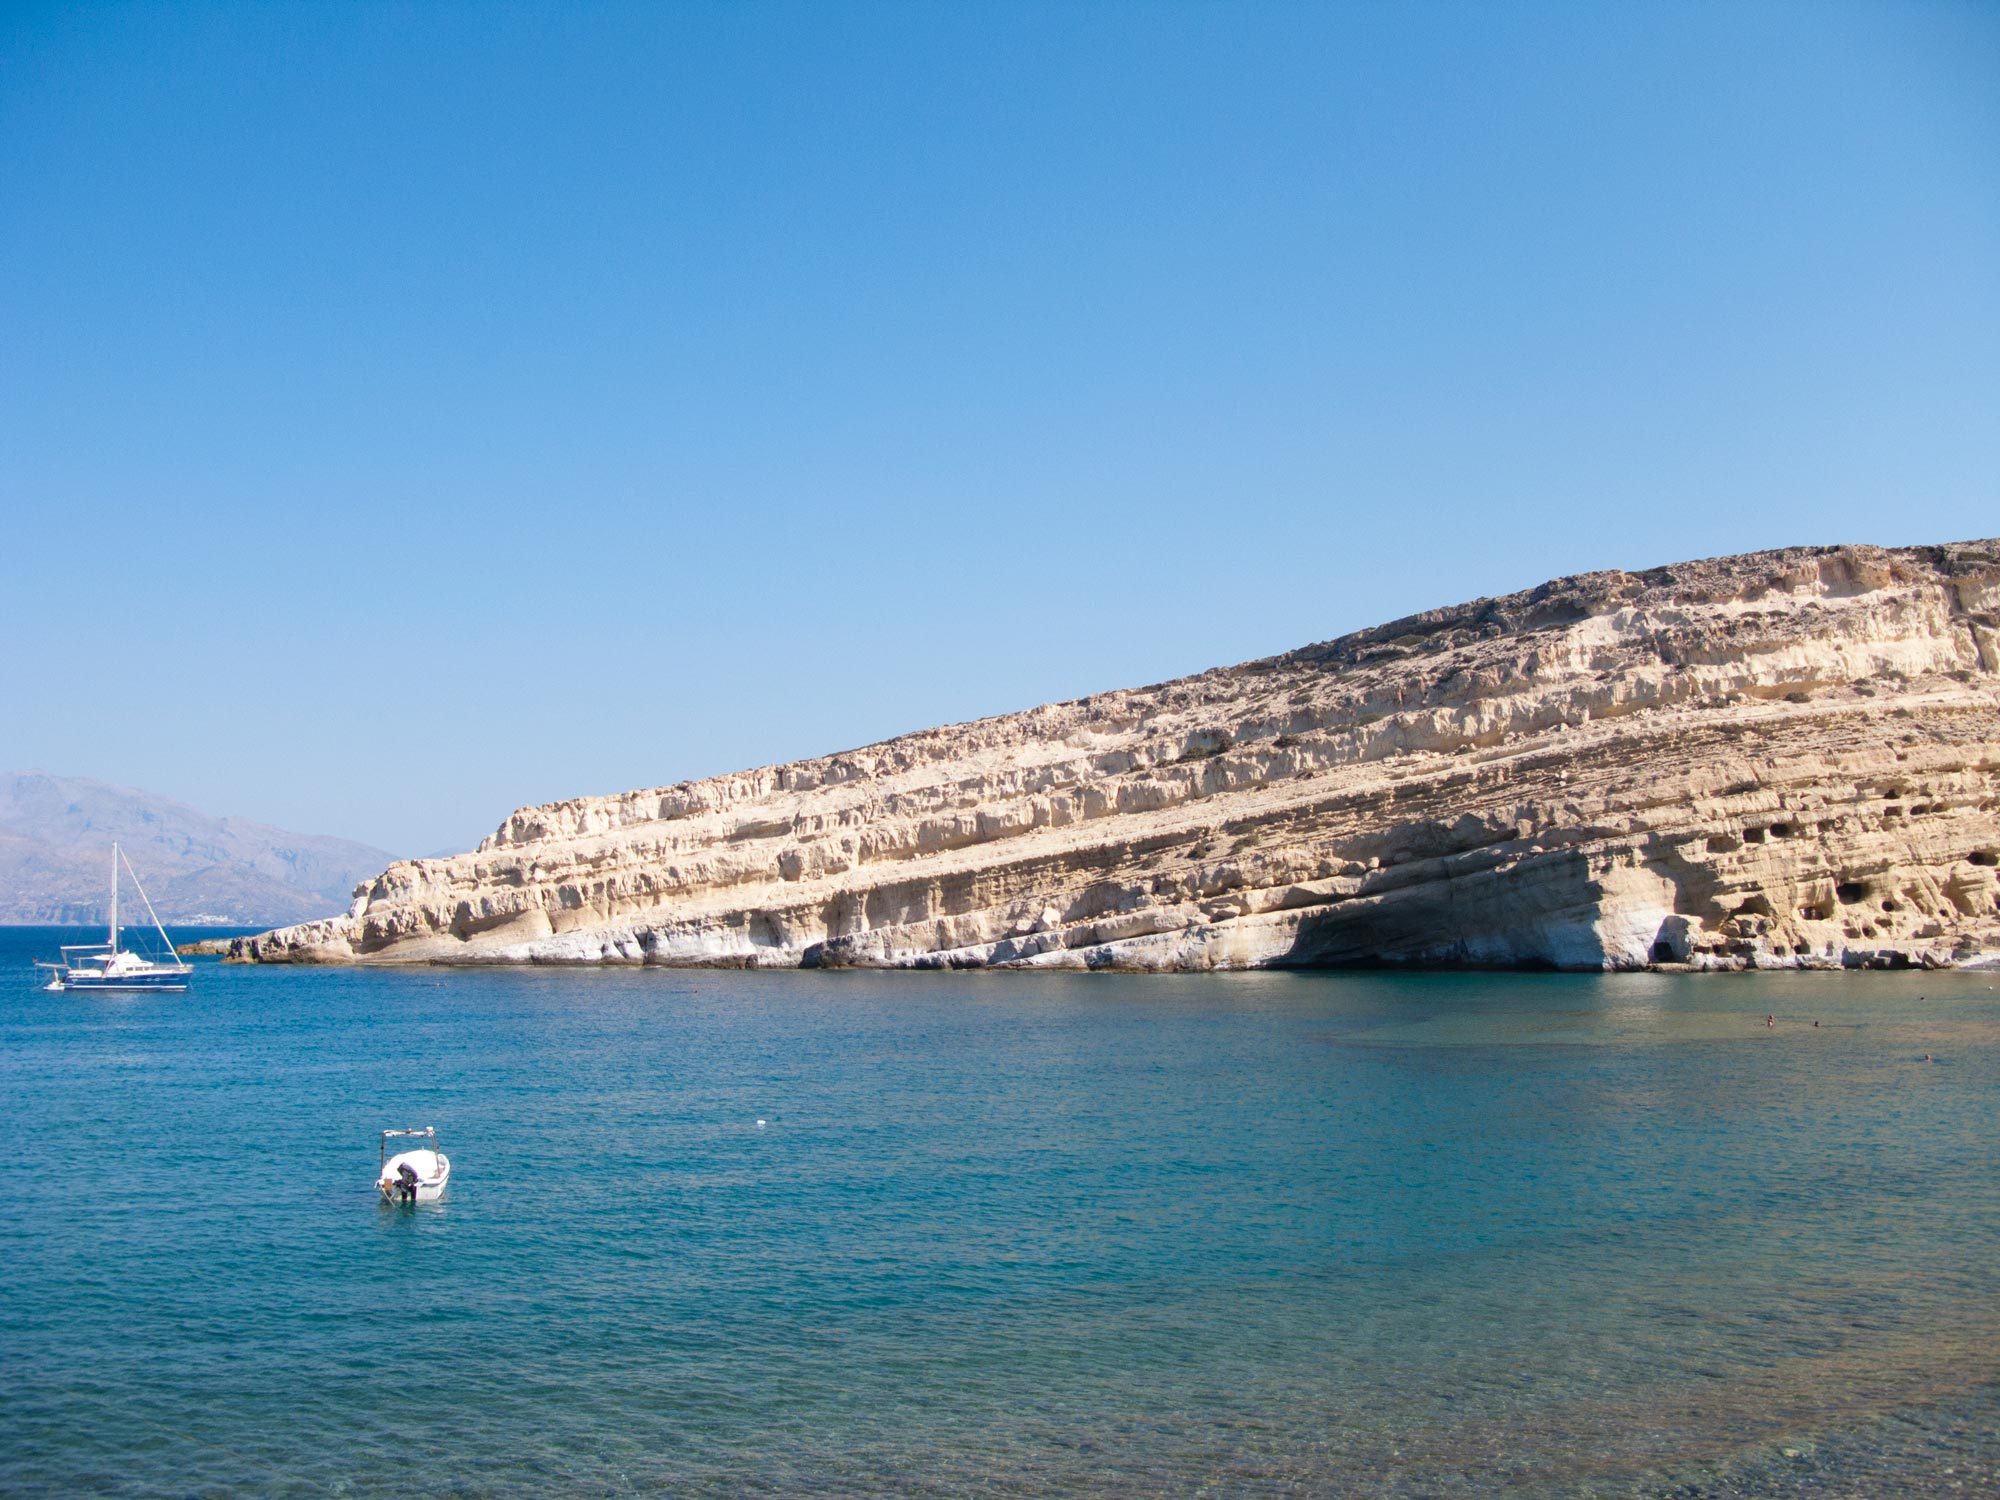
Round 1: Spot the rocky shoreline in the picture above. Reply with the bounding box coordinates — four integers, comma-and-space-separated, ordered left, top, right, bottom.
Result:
231, 539, 2000, 972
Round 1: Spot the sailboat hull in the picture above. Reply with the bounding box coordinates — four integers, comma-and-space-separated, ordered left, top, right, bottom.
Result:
59, 971, 190, 992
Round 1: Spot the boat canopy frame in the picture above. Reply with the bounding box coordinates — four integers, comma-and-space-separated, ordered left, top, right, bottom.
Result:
381, 1126, 441, 1171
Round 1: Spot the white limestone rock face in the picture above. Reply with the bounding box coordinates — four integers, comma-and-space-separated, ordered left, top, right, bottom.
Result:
232, 540, 2000, 973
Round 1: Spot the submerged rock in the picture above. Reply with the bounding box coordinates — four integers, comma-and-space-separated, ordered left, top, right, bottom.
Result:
232, 539, 2000, 972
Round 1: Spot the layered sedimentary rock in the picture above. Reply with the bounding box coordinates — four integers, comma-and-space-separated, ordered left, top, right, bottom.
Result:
233, 540, 2000, 972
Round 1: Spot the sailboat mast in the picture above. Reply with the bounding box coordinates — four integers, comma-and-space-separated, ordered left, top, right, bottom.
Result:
109, 842, 120, 955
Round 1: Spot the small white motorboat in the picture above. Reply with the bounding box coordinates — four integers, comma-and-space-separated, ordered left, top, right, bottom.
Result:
378, 1127, 450, 1204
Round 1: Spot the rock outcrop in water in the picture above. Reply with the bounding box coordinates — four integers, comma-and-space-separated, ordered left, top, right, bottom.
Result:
233, 540, 2000, 972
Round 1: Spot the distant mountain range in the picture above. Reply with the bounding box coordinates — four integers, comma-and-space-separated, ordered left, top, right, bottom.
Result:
0, 771, 395, 926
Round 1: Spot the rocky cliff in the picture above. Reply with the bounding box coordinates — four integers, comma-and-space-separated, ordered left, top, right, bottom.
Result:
233, 540, 2000, 972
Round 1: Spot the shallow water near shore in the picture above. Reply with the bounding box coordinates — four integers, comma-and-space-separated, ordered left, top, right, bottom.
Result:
4, 928, 1998, 1498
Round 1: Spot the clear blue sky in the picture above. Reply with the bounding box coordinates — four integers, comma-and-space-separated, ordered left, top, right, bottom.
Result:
3, 2, 1996, 856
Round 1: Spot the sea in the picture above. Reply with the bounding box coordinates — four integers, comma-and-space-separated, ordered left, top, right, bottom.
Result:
3, 924, 1997, 1498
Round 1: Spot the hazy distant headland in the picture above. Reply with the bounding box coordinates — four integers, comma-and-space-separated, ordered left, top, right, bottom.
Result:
0, 771, 394, 927
231, 540, 2000, 973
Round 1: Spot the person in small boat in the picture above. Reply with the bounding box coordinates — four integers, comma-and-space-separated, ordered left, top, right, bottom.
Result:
396, 1162, 419, 1203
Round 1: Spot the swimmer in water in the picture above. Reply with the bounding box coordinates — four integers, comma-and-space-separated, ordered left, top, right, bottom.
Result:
1766, 1015, 1775, 1028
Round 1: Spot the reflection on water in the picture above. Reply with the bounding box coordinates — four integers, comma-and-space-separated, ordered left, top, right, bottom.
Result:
2, 934, 1998, 1497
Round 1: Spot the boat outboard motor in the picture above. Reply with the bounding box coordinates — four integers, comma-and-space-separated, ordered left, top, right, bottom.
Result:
397, 1162, 419, 1203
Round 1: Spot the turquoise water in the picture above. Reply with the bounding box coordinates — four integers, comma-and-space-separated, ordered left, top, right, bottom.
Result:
4, 926, 1999, 1498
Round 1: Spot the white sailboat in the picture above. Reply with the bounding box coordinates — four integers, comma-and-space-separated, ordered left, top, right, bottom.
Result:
36, 843, 193, 992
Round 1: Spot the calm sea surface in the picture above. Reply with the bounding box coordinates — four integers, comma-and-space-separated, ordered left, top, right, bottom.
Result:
3, 926, 1998, 1498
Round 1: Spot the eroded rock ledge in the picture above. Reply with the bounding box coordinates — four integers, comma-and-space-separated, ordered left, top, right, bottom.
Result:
233, 540, 2000, 972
